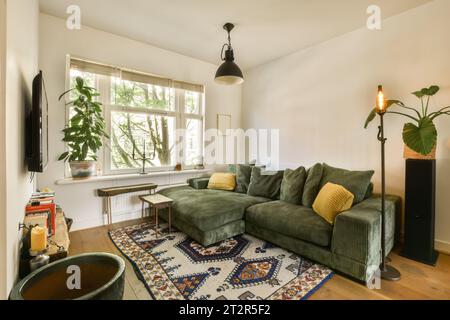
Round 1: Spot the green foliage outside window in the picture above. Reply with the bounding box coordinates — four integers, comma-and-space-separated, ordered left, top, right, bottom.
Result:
110, 78, 174, 169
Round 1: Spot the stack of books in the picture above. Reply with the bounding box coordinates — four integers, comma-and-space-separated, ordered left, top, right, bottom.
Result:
24, 191, 56, 235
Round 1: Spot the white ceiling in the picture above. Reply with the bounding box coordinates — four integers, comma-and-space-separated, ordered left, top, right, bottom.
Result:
39, 0, 432, 70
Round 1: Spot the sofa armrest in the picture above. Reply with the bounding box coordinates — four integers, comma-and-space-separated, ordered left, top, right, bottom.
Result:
187, 177, 210, 189
331, 195, 400, 267
332, 204, 381, 269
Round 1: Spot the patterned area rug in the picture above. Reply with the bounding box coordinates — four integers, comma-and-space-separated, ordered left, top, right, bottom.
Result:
109, 222, 333, 300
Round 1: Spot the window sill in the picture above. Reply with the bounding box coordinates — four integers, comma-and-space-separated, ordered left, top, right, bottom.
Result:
55, 169, 210, 185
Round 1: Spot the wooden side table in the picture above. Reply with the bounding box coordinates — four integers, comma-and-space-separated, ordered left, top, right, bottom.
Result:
139, 194, 174, 238
97, 183, 157, 227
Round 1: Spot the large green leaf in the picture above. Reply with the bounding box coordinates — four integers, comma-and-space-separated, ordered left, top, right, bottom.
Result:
58, 152, 69, 161
58, 88, 75, 101
364, 108, 377, 129
402, 117, 437, 155
412, 90, 425, 99
412, 85, 440, 98
364, 100, 403, 128
75, 77, 84, 89
426, 85, 440, 96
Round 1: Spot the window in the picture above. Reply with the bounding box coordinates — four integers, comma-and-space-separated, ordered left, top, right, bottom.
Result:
67, 58, 204, 174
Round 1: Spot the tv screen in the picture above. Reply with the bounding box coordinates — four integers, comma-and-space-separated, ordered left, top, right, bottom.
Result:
27, 70, 48, 173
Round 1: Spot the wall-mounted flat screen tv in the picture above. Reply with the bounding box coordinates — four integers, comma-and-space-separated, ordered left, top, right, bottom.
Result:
26, 70, 48, 173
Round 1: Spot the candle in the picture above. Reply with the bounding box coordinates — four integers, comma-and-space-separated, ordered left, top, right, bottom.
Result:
377, 85, 385, 113
31, 226, 47, 252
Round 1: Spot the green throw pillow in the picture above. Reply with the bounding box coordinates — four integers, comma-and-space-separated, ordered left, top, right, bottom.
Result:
280, 167, 307, 205
247, 167, 284, 199
320, 163, 374, 205
187, 177, 210, 190
235, 164, 253, 194
228, 164, 237, 174
302, 163, 324, 208
364, 182, 374, 200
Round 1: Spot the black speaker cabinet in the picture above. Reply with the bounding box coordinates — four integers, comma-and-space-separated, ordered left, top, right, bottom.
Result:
401, 159, 439, 265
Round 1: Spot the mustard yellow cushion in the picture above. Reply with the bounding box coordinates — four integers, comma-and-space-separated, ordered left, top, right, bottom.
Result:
312, 182, 354, 225
207, 173, 236, 191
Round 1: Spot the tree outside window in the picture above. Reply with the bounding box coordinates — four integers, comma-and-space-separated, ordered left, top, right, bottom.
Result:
68, 63, 204, 174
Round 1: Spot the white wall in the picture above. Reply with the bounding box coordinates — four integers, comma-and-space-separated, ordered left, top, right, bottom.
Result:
37, 14, 242, 231
242, 0, 450, 252
0, 0, 39, 298
0, 0, 7, 301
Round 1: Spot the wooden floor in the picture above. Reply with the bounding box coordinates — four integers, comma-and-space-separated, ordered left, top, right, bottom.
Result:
69, 218, 450, 300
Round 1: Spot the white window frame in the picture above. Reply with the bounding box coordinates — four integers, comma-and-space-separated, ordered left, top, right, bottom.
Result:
64, 57, 205, 177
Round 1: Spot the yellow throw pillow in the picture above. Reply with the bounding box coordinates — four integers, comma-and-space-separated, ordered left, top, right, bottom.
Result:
207, 173, 236, 191
312, 182, 354, 225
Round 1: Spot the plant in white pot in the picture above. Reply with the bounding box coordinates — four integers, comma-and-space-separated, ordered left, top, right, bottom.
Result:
365, 85, 450, 159
58, 77, 109, 178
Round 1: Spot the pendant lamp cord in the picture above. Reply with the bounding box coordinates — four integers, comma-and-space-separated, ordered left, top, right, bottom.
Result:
220, 44, 228, 61
220, 30, 233, 61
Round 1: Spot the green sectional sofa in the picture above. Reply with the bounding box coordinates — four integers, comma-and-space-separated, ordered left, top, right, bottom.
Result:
158, 164, 401, 283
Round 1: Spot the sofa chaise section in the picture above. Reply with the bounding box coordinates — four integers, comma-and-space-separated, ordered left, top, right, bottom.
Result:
158, 186, 270, 246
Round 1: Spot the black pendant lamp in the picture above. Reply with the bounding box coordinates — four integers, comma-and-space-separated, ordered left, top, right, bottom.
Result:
215, 23, 244, 85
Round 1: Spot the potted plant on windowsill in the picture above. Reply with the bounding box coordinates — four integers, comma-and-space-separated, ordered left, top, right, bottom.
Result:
365, 85, 450, 159
58, 77, 109, 178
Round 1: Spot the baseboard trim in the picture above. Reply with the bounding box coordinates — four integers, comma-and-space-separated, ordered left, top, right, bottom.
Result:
435, 240, 450, 255
71, 210, 143, 231
69, 183, 189, 231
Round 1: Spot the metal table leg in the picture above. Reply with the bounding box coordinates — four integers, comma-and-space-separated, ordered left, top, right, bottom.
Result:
168, 205, 172, 234
108, 196, 112, 228
155, 206, 159, 238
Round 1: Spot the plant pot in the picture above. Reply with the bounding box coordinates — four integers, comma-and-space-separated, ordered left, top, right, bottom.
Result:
403, 144, 436, 160
10, 253, 125, 300
69, 161, 96, 179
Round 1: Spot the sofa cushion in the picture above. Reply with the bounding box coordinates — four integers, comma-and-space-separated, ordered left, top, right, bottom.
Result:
280, 166, 307, 205
207, 173, 236, 191
320, 163, 374, 205
158, 186, 269, 231
235, 164, 253, 193
364, 182, 374, 199
187, 177, 210, 190
246, 200, 333, 247
302, 163, 324, 208
247, 167, 284, 199
312, 182, 354, 224
228, 164, 237, 174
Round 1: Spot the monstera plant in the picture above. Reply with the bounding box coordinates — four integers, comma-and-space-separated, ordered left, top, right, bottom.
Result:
365, 85, 450, 158
58, 77, 109, 178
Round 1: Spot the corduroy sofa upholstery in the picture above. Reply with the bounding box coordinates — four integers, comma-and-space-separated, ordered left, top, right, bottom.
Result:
158, 172, 400, 283
158, 186, 270, 246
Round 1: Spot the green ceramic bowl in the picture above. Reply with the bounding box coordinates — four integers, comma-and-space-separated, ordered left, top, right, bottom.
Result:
10, 252, 125, 300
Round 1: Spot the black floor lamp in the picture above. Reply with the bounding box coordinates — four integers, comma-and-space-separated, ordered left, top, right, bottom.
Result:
376, 85, 401, 281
